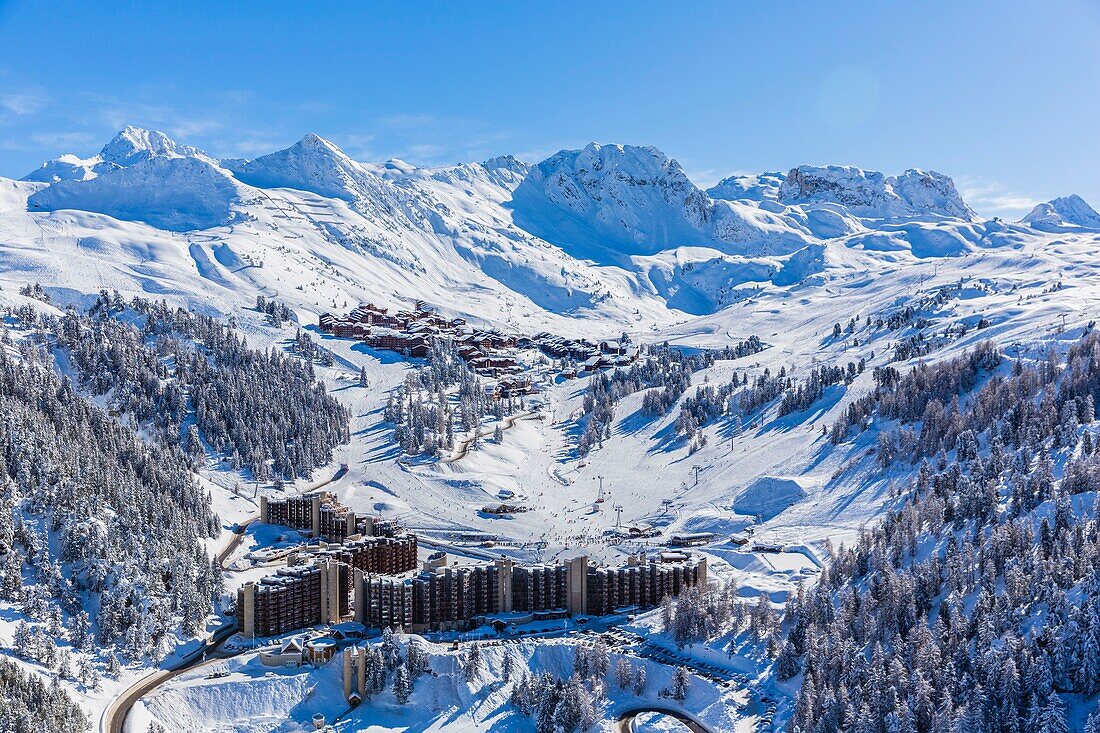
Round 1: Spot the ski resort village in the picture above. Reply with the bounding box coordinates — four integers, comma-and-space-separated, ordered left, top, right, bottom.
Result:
2, 9, 1100, 728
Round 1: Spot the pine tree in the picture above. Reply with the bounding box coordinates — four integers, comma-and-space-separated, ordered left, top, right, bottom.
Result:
1085, 704, 1100, 733
464, 642, 482, 682
12, 621, 31, 658
590, 637, 610, 680
106, 654, 121, 678
776, 639, 801, 680
360, 365, 370, 388
671, 666, 690, 701
615, 658, 633, 689
393, 665, 411, 705
632, 666, 647, 695
1038, 693, 1069, 733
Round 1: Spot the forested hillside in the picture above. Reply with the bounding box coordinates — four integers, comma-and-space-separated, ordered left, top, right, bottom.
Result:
0, 658, 87, 733
781, 332, 1100, 733
23, 291, 350, 480
0, 338, 219, 660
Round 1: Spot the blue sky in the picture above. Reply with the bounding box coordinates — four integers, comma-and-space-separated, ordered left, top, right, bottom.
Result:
1, 1, 1098, 217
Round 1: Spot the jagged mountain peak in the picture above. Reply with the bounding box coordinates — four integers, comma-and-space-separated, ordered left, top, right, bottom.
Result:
513, 142, 713, 253
481, 154, 529, 175
227, 132, 376, 201
1021, 194, 1100, 230
292, 132, 350, 157
21, 124, 207, 183
99, 125, 207, 166
778, 164, 973, 219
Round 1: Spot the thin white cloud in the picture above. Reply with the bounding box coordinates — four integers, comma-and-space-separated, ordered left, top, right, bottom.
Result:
957, 175, 1041, 220
29, 131, 98, 151
0, 92, 46, 116
377, 112, 439, 130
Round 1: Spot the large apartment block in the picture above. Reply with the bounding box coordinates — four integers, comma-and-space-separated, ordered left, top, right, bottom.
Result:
242, 489, 705, 640
237, 537, 418, 638
236, 559, 347, 639
315, 535, 418, 576
352, 552, 706, 633
260, 491, 391, 542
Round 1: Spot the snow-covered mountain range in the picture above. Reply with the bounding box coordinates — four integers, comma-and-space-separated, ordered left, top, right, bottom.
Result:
11, 125, 1094, 329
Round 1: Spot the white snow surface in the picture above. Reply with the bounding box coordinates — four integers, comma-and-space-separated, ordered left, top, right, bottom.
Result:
1021, 193, 1100, 231
134, 632, 746, 733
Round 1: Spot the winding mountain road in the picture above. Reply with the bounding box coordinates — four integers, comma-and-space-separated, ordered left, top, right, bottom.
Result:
614, 705, 718, 733
101, 621, 238, 733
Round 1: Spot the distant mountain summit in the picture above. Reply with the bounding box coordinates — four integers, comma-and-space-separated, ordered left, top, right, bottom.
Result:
99, 125, 208, 166
227, 133, 375, 201
1021, 194, 1100, 230
22, 125, 211, 184
25, 126, 238, 231
778, 165, 975, 219
707, 172, 785, 202
11, 125, 1061, 322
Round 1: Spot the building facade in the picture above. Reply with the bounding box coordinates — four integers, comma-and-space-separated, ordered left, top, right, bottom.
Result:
352, 552, 706, 633
237, 537, 418, 639
236, 559, 347, 639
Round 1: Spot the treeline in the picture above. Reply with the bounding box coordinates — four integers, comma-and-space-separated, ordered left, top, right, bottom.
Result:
385, 338, 473, 457
578, 337, 765, 456
674, 357, 863, 449
830, 340, 1001, 448
779, 361, 865, 417
661, 577, 778, 650
781, 330, 1100, 733
384, 338, 528, 457
49, 292, 350, 480
0, 341, 220, 661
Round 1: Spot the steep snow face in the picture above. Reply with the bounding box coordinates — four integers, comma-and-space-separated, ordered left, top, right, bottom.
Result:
27, 156, 243, 231
511, 143, 715, 256
707, 172, 785, 202
779, 165, 973, 219
1021, 194, 1100, 230
890, 169, 975, 219
511, 143, 813, 260
228, 133, 379, 201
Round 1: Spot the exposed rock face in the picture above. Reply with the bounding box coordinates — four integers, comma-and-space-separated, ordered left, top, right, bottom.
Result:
779, 165, 973, 219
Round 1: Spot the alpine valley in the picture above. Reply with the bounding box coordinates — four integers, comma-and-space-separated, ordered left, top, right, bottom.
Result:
4, 126, 1100, 733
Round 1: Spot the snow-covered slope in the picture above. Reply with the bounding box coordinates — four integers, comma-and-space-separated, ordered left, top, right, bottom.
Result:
707, 171, 785, 202
228, 132, 384, 202
1021, 193, 1100, 231
27, 155, 245, 231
